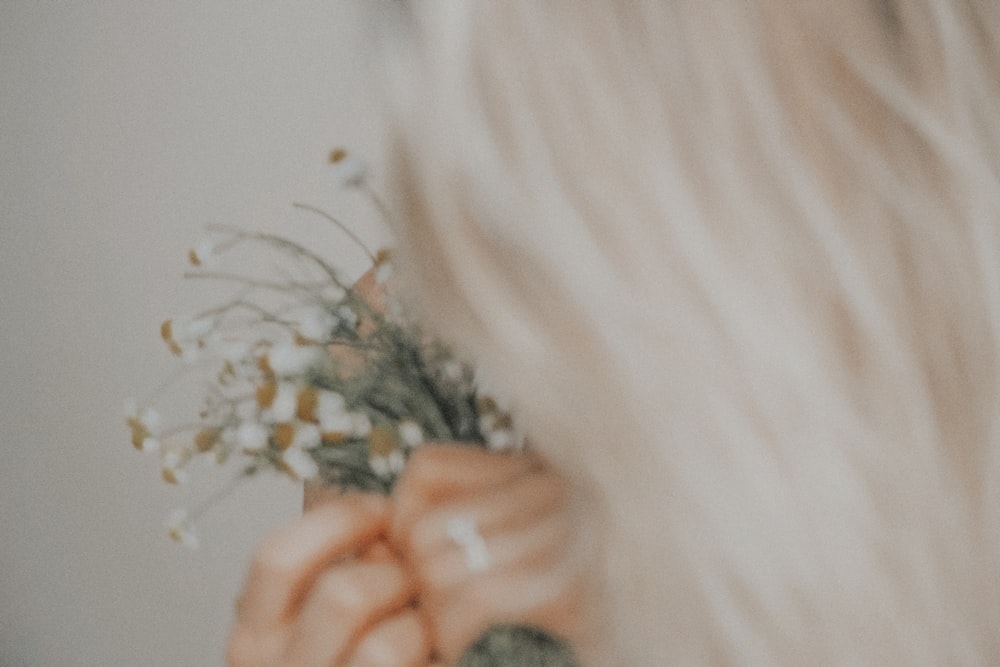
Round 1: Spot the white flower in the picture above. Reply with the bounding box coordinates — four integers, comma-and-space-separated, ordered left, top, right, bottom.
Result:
179, 346, 202, 365
291, 422, 321, 450
166, 509, 199, 550
388, 449, 406, 474
237, 420, 269, 451
478, 413, 497, 434
369, 450, 406, 479
140, 436, 160, 454
139, 407, 162, 435
267, 342, 320, 376
398, 420, 423, 448
297, 306, 338, 342
261, 382, 297, 424
316, 390, 346, 419
161, 316, 216, 364
369, 456, 391, 479
319, 410, 353, 435
188, 238, 217, 267
161, 449, 188, 478
328, 148, 367, 188
282, 447, 318, 480
176, 316, 214, 341
350, 412, 372, 438
486, 429, 524, 452
127, 401, 162, 452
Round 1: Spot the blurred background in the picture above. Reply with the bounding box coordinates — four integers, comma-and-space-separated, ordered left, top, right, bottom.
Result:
0, 3, 386, 664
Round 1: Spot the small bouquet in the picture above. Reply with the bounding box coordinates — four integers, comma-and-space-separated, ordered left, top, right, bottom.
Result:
126, 150, 521, 548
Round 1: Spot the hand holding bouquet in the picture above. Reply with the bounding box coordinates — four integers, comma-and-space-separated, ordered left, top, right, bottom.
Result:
128, 151, 592, 665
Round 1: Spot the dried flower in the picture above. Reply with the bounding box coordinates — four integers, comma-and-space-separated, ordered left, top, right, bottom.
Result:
398, 419, 424, 448
188, 238, 217, 267
160, 316, 216, 363
328, 148, 367, 188
296, 306, 338, 342
267, 342, 321, 377
129, 159, 524, 544
282, 446, 319, 480
236, 421, 268, 452
166, 509, 199, 550
161, 449, 190, 485
125, 400, 162, 453
261, 382, 297, 424
291, 422, 321, 450
351, 412, 373, 438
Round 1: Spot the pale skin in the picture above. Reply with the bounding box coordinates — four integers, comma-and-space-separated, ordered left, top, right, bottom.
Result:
227, 271, 603, 665
228, 445, 602, 666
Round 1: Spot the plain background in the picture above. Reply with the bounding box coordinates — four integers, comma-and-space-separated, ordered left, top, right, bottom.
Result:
0, 3, 387, 665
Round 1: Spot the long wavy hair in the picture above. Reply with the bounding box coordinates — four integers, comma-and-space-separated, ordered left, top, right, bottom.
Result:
377, 2, 1000, 663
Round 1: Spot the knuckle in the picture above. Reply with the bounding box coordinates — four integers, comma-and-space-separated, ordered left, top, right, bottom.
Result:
396, 445, 437, 476
315, 567, 369, 613
392, 452, 438, 498
315, 562, 406, 613
355, 614, 427, 666
247, 537, 297, 584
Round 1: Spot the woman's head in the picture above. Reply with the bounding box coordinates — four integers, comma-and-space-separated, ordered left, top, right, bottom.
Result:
379, 2, 1000, 662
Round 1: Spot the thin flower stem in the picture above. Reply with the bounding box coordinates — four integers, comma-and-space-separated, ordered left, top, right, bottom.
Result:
204, 224, 352, 291
228, 300, 298, 328
201, 225, 387, 328
186, 469, 253, 522
191, 287, 254, 320
208, 234, 242, 256
183, 272, 305, 293
328, 338, 381, 352
160, 423, 206, 439
362, 183, 394, 227
293, 202, 377, 264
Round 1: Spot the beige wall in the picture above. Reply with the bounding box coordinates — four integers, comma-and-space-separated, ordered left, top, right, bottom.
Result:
0, 3, 384, 664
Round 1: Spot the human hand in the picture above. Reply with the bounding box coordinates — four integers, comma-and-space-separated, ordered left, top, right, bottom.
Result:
227, 493, 434, 667
389, 445, 604, 665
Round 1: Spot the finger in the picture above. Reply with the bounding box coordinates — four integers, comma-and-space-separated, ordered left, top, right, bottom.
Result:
236, 495, 388, 631
431, 565, 591, 665
282, 560, 415, 666
417, 512, 574, 593
391, 446, 537, 542
359, 540, 398, 563
398, 445, 539, 500
343, 609, 431, 667
226, 625, 286, 667
402, 471, 569, 558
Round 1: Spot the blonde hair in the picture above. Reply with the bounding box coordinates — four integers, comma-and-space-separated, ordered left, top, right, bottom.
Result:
378, 2, 1000, 663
